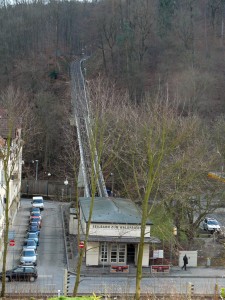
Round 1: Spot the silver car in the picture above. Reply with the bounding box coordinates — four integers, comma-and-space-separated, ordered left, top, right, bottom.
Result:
203, 217, 221, 233
23, 239, 37, 251
26, 232, 39, 246
20, 249, 37, 266
31, 196, 44, 211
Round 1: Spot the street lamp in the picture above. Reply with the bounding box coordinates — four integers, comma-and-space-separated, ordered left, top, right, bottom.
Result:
64, 178, 68, 201
46, 173, 51, 197
170, 226, 177, 265
32, 160, 39, 181
110, 173, 114, 197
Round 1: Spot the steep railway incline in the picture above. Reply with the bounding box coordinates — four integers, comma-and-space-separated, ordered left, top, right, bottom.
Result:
70, 59, 108, 198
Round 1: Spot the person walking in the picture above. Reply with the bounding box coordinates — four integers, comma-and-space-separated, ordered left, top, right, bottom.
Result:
182, 254, 188, 270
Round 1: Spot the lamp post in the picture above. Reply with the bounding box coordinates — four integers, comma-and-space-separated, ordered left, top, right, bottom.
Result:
110, 173, 114, 197
170, 226, 177, 265
32, 160, 39, 181
64, 178, 68, 201
46, 173, 51, 197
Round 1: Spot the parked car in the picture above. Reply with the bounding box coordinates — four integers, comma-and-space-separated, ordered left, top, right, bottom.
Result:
203, 217, 221, 233
29, 219, 41, 229
20, 249, 37, 266
30, 217, 42, 228
27, 225, 40, 236
0, 265, 38, 282
23, 239, 37, 251
30, 212, 42, 221
31, 196, 44, 210
25, 232, 39, 246
30, 207, 41, 214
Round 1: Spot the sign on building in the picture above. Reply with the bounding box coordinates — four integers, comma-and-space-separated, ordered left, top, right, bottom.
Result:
153, 249, 164, 259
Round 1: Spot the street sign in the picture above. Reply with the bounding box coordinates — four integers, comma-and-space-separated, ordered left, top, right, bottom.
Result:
9, 240, 15, 247
8, 231, 15, 241
79, 241, 84, 249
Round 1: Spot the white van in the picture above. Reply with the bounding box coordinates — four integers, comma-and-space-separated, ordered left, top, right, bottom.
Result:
32, 196, 44, 211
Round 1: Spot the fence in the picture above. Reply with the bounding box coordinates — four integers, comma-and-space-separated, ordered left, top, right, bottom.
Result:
21, 179, 77, 201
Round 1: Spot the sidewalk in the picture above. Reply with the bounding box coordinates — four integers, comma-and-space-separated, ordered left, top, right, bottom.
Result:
66, 233, 225, 278
63, 205, 225, 279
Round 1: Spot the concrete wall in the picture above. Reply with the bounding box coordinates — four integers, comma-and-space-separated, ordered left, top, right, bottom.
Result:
142, 244, 150, 267
86, 242, 99, 266
69, 208, 78, 234
179, 251, 198, 267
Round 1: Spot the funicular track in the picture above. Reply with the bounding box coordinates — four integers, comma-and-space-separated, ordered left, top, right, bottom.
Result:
70, 59, 108, 198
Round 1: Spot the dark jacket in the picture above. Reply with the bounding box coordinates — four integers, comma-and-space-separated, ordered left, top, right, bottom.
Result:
183, 255, 188, 264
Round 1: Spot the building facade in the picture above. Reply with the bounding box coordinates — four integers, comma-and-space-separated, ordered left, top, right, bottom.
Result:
78, 197, 158, 267
0, 109, 22, 255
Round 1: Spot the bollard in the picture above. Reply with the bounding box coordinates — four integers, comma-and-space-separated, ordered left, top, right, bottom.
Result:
187, 282, 194, 300
214, 283, 219, 300
206, 257, 211, 267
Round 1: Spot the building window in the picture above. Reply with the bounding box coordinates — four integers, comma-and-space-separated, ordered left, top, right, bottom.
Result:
110, 244, 126, 264
118, 244, 126, 262
100, 243, 108, 263
110, 244, 117, 263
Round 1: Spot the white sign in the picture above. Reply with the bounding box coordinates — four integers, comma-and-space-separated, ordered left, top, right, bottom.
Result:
89, 223, 150, 238
153, 250, 164, 259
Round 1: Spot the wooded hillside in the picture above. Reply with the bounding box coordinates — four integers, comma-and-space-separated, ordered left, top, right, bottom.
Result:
1, 0, 225, 180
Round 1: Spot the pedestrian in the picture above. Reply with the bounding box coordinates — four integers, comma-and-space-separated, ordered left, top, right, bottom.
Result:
182, 254, 188, 270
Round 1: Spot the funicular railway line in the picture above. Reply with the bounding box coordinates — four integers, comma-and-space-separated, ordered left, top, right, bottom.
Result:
70, 59, 108, 198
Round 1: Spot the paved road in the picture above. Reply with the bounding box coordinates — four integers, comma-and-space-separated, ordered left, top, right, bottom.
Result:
0, 198, 67, 295
67, 274, 225, 296
1, 199, 225, 297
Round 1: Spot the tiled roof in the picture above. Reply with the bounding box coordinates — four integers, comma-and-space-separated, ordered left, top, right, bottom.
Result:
79, 197, 153, 225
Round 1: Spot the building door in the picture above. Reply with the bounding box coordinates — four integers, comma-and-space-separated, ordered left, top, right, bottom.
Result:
127, 244, 135, 264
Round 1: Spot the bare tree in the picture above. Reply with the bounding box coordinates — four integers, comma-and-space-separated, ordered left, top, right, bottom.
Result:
0, 86, 32, 297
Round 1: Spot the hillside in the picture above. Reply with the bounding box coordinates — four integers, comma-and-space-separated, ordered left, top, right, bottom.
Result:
1, 0, 225, 178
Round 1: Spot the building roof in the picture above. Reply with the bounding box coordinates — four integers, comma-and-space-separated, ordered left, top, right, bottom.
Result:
79, 197, 153, 225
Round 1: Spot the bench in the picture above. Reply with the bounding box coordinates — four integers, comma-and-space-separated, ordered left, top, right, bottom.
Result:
110, 265, 129, 273
151, 265, 170, 274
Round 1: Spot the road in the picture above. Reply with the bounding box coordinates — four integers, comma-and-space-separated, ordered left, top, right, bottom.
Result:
0, 198, 67, 295
1, 199, 225, 297
67, 276, 224, 296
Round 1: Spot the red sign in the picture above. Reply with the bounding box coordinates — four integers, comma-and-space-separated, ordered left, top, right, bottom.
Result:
79, 241, 84, 249
9, 240, 15, 247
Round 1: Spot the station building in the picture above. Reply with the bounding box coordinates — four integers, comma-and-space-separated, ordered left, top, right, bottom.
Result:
75, 196, 158, 267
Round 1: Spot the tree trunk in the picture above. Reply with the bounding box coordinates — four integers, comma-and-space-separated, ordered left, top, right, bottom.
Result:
1, 181, 10, 297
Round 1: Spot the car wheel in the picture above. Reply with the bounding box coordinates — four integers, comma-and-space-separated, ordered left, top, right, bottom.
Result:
29, 276, 35, 282
34, 262, 37, 266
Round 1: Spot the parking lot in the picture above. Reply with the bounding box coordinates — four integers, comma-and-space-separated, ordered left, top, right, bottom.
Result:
0, 198, 68, 294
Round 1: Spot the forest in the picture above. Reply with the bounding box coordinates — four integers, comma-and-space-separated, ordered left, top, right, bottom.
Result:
1, 0, 225, 240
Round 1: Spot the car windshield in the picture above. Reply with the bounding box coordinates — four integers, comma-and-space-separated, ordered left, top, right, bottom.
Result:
33, 200, 43, 204
27, 240, 35, 246
29, 226, 38, 231
208, 220, 219, 225
28, 233, 37, 238
32, 208, 40, 213
23, 251, 35, 256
